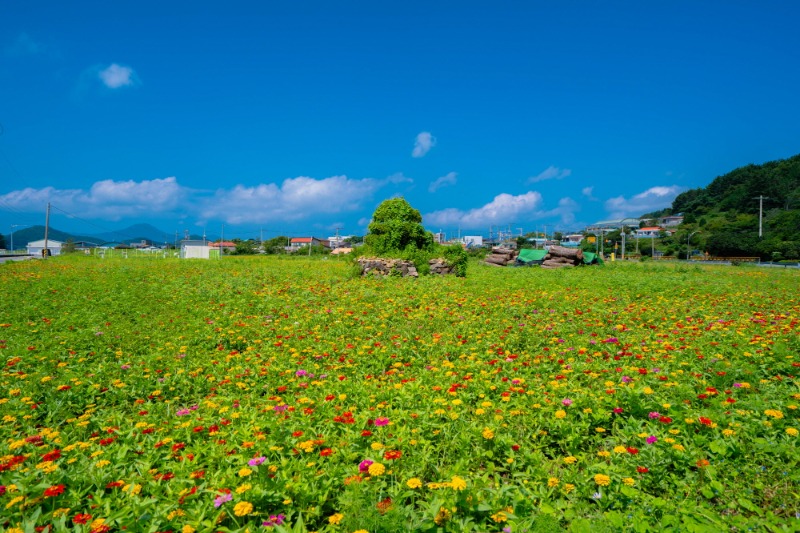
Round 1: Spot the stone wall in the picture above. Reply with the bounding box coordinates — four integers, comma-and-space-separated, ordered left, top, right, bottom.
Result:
356, 257, 455, 277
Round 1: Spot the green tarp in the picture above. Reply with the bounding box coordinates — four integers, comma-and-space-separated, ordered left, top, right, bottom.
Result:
582, 251, 604, 265
517, 249, 547, 264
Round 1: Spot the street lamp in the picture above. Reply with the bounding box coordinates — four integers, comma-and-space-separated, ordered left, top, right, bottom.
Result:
686, 231, 700, 261
10, 224, 30, 254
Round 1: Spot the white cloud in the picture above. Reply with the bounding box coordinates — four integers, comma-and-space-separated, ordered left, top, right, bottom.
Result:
4, 32, 43, 57
424, 192, 543, 229
198, 174, 403, 224
0, 177, 186, 221
582, 186, 597, 201
604, 185, 684, 219
428, 171, 457, 193
412, 132, 436, 158
98, 63, 137, 89
527, 165, 572, 184
541, 197, 580, 226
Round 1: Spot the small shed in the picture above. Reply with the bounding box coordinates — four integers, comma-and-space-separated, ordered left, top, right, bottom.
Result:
180, 240, 220, 259
26, 239, 63, 257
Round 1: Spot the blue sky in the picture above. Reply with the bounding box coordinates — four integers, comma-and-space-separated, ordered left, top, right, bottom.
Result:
2, 1, 799, 241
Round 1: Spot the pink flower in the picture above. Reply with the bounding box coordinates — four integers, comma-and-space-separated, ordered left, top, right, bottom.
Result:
213, 492, 232, 507
358, 459, 373, 472
374, 417, 390, 426
646, 435, 658, 445
648, 412, 660, 419
248, 456, 266, 467
176, 409, 190, 416
561, 398, 573, 406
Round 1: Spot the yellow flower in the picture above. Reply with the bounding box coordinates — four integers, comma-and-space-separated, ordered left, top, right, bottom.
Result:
328, 513, 344, 524
564, 483, 575, 493
450, 475, 467, 490
613, 446, 627, 454
482, 427, 495, 439
95, 460, 111, 468
491, 511, 508, 523
406, 478, 423, 489
786, 428, 799, 436
764, 409, 783, 419
368, 463, 385, 476
236, 483, 252, 494
722, 429, 735, 437
597, 451, 610, 458
672, 444, 685, 452
594, 474, 611, 486
233, 501, 253, 516
555, 410, 566, 419
6, 496, 24, 509
563, 456, 577, 464
622, 477, 635, 486
238, 467, 252, 477
371, 442, 384, 450
183, 525, 196, 533
90, 519, 106, 531
474, 408, 485, 415
595, 427, 606, 433
643, 387, 654, 395
547, 477, 560, 487
353, 530, 369, 533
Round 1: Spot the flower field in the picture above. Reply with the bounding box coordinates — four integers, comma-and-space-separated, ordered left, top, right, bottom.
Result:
1, 256, 799, 532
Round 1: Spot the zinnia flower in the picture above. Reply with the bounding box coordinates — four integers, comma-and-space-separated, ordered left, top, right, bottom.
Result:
233, 501, 253, 516
450, 475, 467, 490
368, 462, 386, 476
44, 484, 65, 497
374, 417, 390, 426
594, 474, 611, 486
406, 478, 422, 489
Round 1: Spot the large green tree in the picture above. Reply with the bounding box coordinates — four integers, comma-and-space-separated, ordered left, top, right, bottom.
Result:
364, 198, 434, 255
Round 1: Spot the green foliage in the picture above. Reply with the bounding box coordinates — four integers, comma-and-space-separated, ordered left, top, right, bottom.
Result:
262, 236, 289, 254
443, 244, 468, 277
364, 198, 434, 256
232, 239, 259, 255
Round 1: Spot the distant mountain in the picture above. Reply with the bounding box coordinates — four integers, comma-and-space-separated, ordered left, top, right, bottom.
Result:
5, 226, 100, 250
92, 223, 174, 245
3, 223, 185, 250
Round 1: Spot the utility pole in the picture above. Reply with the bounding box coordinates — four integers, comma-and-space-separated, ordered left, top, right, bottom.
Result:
43, 202, 50, 259
753, 195, 769, 237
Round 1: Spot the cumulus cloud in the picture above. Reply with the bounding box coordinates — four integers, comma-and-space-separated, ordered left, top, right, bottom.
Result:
428, 171, 457, 193
98, 63, 138, 88
604, 185, 684, 219
424, 192, 543, 229
582, 186, 597, 201
198, 174, 405, 224
0, 177, 186, 221
4, 32, 44, 56
527, 165, 572, 184
412, 132, 436, 158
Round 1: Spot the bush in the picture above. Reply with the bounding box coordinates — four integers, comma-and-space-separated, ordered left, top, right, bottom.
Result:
443, 244, 468, 277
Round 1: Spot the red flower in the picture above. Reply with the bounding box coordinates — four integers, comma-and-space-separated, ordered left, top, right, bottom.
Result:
292, 431, 304, 437
613, 408, 624, 414
44, 484, 66, 497
626, 447, 639, 455
658, 416, 672, 424
106, 481, 124, 489
699, 417, 713, 426
73, 513, 92, 524
383, 450, 402, 460
361, 430, 373, 437
319, 448, 333, 457
41, 449, 61, 462
636, 466, 649, 474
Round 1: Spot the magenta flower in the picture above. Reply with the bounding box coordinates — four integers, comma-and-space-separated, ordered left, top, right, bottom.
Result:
358, 459, 373, 472
562, 398, 573, 406
648, 412, 660, 419
374, 417, 390, 426
248, 456, 266, 467
646, 435, 658, 444
176, 409, 190, 416
213, 492, 232, 508
621, 376, 632, 383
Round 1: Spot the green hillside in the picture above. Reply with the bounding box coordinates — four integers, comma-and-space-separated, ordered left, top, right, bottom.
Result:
654, 154, 800, 260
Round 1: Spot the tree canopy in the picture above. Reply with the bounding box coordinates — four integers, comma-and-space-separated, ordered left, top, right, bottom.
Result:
364, 198, 434, 255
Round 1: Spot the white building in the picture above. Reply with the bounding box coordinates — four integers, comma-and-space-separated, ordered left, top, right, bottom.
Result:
180, 240, 219, 259
26, 239, 63, 257
462, 235, 483, 247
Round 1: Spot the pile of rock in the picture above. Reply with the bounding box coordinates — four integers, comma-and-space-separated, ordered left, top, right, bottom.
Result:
356, 257, 456, 277
541, 246, 584, 269
484, 247, 519, 267
357, 258, 418, 277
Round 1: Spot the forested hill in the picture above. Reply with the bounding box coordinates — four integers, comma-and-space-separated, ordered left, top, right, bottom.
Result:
653, 154, 800, 260
672, 154, 800, 215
